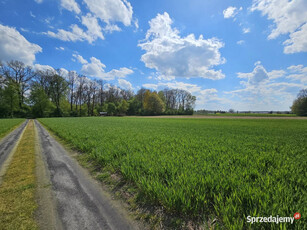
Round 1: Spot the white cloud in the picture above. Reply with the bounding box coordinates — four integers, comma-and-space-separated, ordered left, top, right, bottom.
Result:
283, 23, 307, 54
237, 40, 245, 45
59, 68, 69, 78
81, 14, 104, 40
46, 22, 103, 43
34, 64, 55, 72
227, 62, 306, 110
134, 18, 139, 30
251, 0, 307, 53
74, 54, 133, 80
243, 27, 251, 34
103, 24, 121, 33
56, 46, 65, 51
138, 12, 225, 80
118, 79, 133, 90
286, 64, 307, 84
81, 57, 106, 76
0, 24, 42, 65
106, 67, 133, 79
30, 11, 36, 18
34, 0, 43, 3
46, 13, 105, 43
84, 0, 133, 26
143, 81, 201, 94
223, 6, 242, 19
73, 54, 88, 64
60, 0, 80, 14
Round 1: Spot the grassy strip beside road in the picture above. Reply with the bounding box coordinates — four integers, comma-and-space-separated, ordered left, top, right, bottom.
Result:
0, 120, 38, 230
0, 118, 25, 139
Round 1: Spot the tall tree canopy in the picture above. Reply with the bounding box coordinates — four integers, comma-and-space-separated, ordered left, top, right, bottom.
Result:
0, 60, 196, 118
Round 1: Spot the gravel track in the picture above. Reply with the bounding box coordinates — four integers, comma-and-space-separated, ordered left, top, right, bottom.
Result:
0, 120, 28, 170
35, 120, 138, 230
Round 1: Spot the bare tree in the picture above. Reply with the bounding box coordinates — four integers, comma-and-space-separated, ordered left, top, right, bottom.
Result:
1, 60, 36, 109
68, 71, 77, 111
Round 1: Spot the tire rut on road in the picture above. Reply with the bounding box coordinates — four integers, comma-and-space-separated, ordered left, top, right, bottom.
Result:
0, 120, 28, 175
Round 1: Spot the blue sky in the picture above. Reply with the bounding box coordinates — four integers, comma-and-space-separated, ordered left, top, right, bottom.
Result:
0, 0, 306, 111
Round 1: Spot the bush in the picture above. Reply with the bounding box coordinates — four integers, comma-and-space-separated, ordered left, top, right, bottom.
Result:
291, 89, 307, 116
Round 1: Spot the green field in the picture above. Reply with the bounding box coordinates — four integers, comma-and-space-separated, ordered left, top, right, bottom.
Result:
0, 119, 25, 139
39, 117, 306, 229
194, 113, 296, 117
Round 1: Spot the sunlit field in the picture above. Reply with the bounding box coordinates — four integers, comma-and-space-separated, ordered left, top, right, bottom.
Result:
0, 119, 24, 139
39, 117, 306, 229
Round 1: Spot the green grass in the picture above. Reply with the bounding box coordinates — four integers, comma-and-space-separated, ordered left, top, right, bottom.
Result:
39, 117, 306, 229
0, 120, 38, 230
0, 118, 25, 139
194, 113, 296, 117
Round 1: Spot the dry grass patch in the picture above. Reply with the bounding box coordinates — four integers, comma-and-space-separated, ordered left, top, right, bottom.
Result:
0, 120, 38, 230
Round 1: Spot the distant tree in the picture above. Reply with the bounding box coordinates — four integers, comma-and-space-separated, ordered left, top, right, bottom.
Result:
49, 72, 69, 116
107, 102, 116, 116
118, 100, 129, 115
291, 89, 307, 116
0, 79, 18, 117
144, 91, 165, 115
30, 82, 54, 117
0, 60, 36, 110
229, 109, 235, 113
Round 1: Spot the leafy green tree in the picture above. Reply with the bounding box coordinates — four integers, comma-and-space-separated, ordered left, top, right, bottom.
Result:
107, 102, 116, 116
118, 100, 129, 115
291, 89, 307, 116
144, 91, 165, 115
30, 82, 54, 117
0, 80, 18, 117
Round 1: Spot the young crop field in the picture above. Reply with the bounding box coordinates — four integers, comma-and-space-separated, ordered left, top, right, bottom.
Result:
0, 119, 25, 139
38, 117, 306, 229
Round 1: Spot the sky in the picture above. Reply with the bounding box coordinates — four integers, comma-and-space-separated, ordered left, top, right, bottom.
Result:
0, 0, 306, 111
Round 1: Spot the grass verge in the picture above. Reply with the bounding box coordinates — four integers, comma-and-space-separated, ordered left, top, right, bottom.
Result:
0, 120, 38, 230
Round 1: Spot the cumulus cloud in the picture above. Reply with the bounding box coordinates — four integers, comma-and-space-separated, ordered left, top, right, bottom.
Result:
283, 23, 307, 54
0, 24, 42, 65
237, 40, 245, 45
46, 19, 104, 43
223, 6, 242, 19
143, 81, 202, 94
84, 0, 133, 26
34, 0, 43, 3
60, 0, 80, 14
47, 13, 105, 43
81, 14, 104, 40
118, 79, 133, 90
286, 64, 307, 84
227, 62, 306, 110
251, 0, 307, 53
74, 54, 133, 80
34, 64, 55, 72
45, 0, 134, 43
138, 12, 225, 80
72, 54, 88, 64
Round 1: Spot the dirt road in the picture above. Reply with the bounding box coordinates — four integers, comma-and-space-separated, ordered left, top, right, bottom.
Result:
35, 120, 138, 230
0, 120, 28, 170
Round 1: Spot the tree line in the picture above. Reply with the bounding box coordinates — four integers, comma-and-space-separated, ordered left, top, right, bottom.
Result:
0, 60, 196, 118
